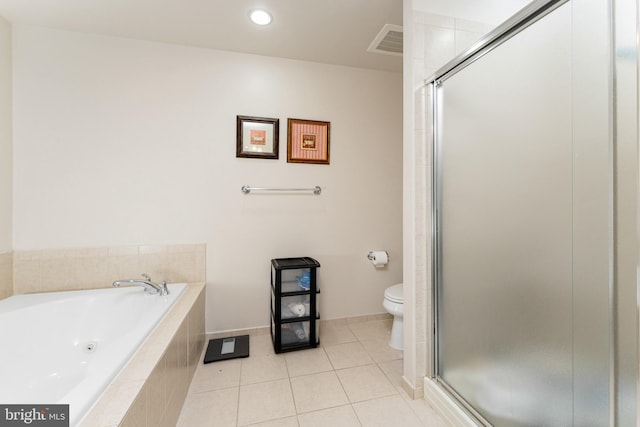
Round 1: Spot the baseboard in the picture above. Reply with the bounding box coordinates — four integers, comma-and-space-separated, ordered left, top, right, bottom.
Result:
206, 326, 270, 339
206, 313, 393, 336
401, 376, 424, 399
423, 378, 479, 426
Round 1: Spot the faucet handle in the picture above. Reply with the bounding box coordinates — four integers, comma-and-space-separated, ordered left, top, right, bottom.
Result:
141, 273, 152, 281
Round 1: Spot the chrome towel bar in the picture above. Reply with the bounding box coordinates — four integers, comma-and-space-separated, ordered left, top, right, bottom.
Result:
241, 185, 322, 195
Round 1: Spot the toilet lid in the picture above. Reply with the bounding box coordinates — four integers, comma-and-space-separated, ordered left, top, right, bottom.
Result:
385, 283, 403, 303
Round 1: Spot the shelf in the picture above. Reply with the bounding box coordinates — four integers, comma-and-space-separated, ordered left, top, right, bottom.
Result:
274, 314, 321, 325
271, 257, 321, 354
271, 257, 320, 269
276, 341, 322, 353
271, 317, 320, 349
271, 282, 319, 294
276, 280, 309, 294
270, 305, 319, 321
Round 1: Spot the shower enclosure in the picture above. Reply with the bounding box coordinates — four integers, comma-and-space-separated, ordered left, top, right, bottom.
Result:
428, 0, 638, 425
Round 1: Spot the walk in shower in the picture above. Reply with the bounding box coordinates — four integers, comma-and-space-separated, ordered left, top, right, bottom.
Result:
428, 0, 638, 425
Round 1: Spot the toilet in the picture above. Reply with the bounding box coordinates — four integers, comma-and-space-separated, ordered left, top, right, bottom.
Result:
383, 283, 404, 350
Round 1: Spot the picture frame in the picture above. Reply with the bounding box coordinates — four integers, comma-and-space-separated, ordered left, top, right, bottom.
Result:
236, 115, 279, 159
287, 118, 331, 165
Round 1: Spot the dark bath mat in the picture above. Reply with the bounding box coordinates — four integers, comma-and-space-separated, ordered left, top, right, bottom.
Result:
203, 335, 250, 363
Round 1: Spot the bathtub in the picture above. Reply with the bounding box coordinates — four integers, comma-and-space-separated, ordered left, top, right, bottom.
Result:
0, 283, 187, 426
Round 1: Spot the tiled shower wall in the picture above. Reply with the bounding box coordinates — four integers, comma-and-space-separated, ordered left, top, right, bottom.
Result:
0, 251, 12, 299
412, 12, 493, 86
12, 244, 205, 294
412, 84, 430, 388
405, 8, 492, 393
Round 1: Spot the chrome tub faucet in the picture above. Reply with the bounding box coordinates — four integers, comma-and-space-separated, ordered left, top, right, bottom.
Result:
112, 273, 169, 296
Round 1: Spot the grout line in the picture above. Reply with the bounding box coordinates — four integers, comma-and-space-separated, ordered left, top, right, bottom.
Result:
334, 363, 356, 406
285, 358, 299, 416
322, 344, 338, 372
186, 319, 419, 427
351, 403, 365, 426
236, 355, 245, 427
233, 386, 240, 427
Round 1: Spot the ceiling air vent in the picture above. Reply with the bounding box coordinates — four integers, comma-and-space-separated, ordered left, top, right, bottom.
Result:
367, 24, 403, 56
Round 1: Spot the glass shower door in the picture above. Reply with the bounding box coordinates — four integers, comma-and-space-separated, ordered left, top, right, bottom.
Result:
434, 1, 612, 425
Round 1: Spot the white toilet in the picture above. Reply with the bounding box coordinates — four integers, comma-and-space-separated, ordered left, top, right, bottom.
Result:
383, 283, 404, 350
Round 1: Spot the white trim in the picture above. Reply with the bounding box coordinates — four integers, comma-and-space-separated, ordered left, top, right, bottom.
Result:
423, 378, 479, 426
401, 375, 424, 399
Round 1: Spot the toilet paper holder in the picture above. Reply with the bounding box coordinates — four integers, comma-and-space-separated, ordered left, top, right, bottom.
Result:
367, 251, 389, 262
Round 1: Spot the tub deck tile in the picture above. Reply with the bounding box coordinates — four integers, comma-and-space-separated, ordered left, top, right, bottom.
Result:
79, 283, 205, 427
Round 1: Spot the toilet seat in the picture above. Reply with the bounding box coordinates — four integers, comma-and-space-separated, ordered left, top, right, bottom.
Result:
384, 283, 403, 304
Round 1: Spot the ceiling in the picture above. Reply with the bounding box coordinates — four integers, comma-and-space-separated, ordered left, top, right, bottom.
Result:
0, 0, 531, 73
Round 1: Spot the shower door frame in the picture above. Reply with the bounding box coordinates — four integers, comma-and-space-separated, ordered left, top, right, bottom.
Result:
430, 1, 570, 423
426, 0, 638, 424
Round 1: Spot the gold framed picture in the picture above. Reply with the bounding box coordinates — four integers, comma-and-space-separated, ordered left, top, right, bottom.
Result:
287, 118, 330, 165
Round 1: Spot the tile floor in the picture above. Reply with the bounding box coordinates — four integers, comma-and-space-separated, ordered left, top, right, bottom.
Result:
176, 318, 447, 427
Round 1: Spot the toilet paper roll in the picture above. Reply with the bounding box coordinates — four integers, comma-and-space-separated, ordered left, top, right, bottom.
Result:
294, 326, 306, 340
370, 251, 389, 267
287, 303, 306, 317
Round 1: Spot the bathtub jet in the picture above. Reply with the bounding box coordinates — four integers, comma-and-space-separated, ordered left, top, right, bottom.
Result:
112, 273, 169, 296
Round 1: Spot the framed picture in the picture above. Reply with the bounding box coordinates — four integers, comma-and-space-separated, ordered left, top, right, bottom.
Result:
287, 118, 331, 165
236, 115, 279, 159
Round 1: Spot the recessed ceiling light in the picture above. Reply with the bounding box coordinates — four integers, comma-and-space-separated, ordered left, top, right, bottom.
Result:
249, 9, 272, 26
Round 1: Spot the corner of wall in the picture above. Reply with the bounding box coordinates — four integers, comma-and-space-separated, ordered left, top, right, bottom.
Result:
401, 375, 424, 400
0, 14, 13, 301
0, 251, 12, 299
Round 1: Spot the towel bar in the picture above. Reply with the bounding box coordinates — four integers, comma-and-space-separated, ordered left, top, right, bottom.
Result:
241, 185, 321, 195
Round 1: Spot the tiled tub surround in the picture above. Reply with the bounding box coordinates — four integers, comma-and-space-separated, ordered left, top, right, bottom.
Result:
79, 282, 206, 427
0, 251, 12, 299
0, 283, 188, 425
13, 244, 205, 294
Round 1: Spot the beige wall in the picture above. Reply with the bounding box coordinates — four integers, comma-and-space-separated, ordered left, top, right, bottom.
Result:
12, 25, 403, 332
0, 16, 10, 254
0, 16, 12, 299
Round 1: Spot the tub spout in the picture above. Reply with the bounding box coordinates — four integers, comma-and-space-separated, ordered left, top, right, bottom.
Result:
112, 274, 169, 296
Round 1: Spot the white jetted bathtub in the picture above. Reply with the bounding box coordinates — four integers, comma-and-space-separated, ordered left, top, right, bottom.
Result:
0, 283, 186, 426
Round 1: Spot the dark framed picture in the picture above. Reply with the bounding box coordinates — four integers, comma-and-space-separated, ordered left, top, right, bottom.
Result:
236, 115, 279, 159
287, 118, 330, 165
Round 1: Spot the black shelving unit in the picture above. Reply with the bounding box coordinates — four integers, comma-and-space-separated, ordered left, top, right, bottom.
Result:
270, 257, 320, 353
